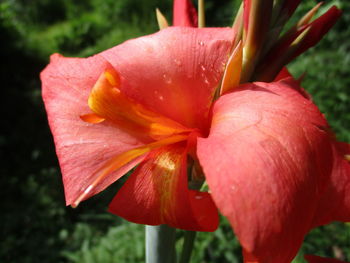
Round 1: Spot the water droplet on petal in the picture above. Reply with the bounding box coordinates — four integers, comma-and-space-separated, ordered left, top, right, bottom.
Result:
145, 46, 154, 53
201, 72, 210, 86
198, 41, 204, 46
162, 74, 172, 84
174, 59, 182, 66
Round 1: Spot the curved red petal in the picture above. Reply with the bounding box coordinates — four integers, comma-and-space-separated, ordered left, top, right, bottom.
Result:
173, 0, 198, 27
305, 255, 349, 263
109, 144, 219, 231
274, 67, 293, 81
197, 80, 333, 262
41, 54, 146, 205
100, 27, 233, 132
312, 142, 350, 226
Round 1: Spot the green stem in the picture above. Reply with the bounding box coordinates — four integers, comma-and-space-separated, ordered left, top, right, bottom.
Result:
179, 231, 197, 263
145, 225, 176, 263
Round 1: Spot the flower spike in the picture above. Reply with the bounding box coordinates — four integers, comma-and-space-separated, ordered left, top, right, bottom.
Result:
289, 6, 341, 60
253, 5, 341, 82
254, 27, 311, 82
267, 2, 323, 59
241, 0, 273, 83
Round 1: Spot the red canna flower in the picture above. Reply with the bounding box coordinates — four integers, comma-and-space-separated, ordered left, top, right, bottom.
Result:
41, 0, 349, 262
41, 26, 350, 261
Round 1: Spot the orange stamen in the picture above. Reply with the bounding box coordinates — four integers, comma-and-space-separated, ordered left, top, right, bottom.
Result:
87, 67, 192, 139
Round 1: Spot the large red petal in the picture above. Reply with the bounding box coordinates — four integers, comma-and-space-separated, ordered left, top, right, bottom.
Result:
197, 79, 333, 262
109, 144, 219, 231
173, 0, 198, 27
41, 54, 146, 205
100, 27, 233, 132
312, 142, 350, 226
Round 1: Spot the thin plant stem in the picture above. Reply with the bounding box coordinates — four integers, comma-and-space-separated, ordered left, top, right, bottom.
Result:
145, 225, 176, 263
179, 231, 197, 263
198, 0, 205, 28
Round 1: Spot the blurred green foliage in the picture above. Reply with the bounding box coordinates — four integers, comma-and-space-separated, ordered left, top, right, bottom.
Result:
0, 0, 349, 262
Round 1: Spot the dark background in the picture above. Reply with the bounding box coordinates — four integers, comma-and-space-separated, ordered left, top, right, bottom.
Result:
1, 0, 349, 262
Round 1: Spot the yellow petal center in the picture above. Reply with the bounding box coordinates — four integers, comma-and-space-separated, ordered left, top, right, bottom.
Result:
83, 67, 193, 140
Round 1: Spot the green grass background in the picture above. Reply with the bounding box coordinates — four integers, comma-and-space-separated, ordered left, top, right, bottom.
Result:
0, 0, 349, 262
